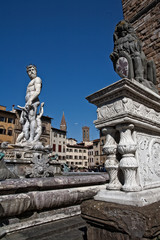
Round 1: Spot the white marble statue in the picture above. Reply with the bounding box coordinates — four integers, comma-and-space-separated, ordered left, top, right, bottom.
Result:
16, 64, 44, 149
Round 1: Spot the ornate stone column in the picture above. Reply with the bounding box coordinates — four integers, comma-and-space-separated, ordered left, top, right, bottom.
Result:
116, 123, 140, 192
102, 127, 121, 190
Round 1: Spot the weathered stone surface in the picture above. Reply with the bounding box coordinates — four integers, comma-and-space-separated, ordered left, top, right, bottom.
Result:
81, 199, 160, 239
0, 174, 108, 195
122, 0, 160, 92
1, 215, 86, 240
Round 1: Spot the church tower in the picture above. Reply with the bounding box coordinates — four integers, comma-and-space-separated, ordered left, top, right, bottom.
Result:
60, 112, 67, 131
82, 126, 90, 142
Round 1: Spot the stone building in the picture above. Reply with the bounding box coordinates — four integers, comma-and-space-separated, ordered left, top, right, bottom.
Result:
122, 0, 160, 90
66, 138, 88, 168
50, 127, 67, 163
0, 105, 16, 145
50, 112, 67, 163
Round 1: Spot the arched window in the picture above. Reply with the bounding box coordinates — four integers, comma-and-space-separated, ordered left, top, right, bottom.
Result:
0, 126, 6, 135
7, 127, 13, 136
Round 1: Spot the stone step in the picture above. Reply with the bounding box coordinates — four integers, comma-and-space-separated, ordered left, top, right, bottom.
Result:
2, 216, 86, 240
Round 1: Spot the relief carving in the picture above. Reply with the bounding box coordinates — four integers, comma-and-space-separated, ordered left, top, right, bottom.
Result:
97, 97, 160, 124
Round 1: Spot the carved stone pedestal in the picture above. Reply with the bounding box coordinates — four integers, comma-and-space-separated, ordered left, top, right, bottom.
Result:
81, 199, 160, 240
86, 78, 160, 205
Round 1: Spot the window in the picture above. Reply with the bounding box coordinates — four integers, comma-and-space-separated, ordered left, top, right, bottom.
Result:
0, 128, 6, 135
85, 162, 88, 166
42, 126, 46, 134
74, 149, 78, 152
53, 144, 56, 152
59, 134, 61, 138
95, 151, 99, 156
79, 150, 82, 153
8, 118, 14, 123
63, 147, 65, 153
0, 117, 6, 122
63, 135, 65, 138
75, 156, 78, 159
8, 129, 12, 136
58, 145, 62, 152
79, 156, 82, 159
83, 150, 86, 153
63, 156, 65, 160
54, 133, 57, 137
84, 156, 86, 160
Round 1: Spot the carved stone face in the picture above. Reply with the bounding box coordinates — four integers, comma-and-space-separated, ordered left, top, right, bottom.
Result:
27, 66, 37, 79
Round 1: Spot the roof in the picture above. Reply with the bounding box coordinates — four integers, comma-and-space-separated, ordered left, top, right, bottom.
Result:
0, 109, 16, 116
51, 127, 66, 134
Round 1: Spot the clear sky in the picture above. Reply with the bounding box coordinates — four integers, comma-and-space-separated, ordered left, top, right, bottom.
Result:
0, 0, 123, 142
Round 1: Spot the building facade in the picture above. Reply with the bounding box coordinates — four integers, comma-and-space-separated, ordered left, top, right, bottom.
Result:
50, 127, 67, 163
0, 105, 16, 145
66, 139, 88, 168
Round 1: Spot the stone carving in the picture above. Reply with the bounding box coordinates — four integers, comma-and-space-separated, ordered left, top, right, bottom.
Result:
97, 97, 160, 124
110, 20, 157, 92
149, 139, 160, 178
102, 127, 121, 190
25, 153, 54, 178
117, 124, 140, 192
16, 65, 44, 150
0, 152, 18, 180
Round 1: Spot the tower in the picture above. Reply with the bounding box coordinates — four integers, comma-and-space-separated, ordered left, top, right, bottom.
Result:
82, 126, 90, 142
60, 112, 67, 131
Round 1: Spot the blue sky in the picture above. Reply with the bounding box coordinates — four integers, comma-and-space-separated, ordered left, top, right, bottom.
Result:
0, 0, 123, 142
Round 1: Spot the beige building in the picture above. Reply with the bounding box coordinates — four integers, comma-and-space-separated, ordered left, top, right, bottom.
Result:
0, 105, 16, 145
66, 138, 88, 168
50, 127, 67, 163
50, 112, 67, 163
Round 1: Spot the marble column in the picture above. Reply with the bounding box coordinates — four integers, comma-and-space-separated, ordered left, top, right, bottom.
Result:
116, 123, 140, 192
102, 127, 121, 190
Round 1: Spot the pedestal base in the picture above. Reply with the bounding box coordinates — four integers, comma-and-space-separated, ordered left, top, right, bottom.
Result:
81, 199, 160, 240
94, 187, 160, 206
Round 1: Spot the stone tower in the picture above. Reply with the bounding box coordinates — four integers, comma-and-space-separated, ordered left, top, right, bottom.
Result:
60, 112, 67, 131
121, 0, 160, 91
82, 126, 90, 142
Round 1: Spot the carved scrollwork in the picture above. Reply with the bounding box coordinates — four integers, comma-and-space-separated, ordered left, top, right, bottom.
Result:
117, 123, 140, 192
102, 127, 122, 190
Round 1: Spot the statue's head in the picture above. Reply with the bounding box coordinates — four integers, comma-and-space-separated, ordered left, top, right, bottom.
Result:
115, 20, 134, 38
26, 64, 37, 79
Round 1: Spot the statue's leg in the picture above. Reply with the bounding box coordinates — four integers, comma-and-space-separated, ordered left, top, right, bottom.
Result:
28, 107, 37, 142
23, 120, 30, 140
133, 52, 144, 81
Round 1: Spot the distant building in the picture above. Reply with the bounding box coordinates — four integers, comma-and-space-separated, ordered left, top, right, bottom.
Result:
50, 127, 66, 163
66, 139, 88, 168
93, 139, 101, 166
60, 112, 67, 131
82, 126, 90, 142
50, 112, 67, 163
0, 105, 16, 145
